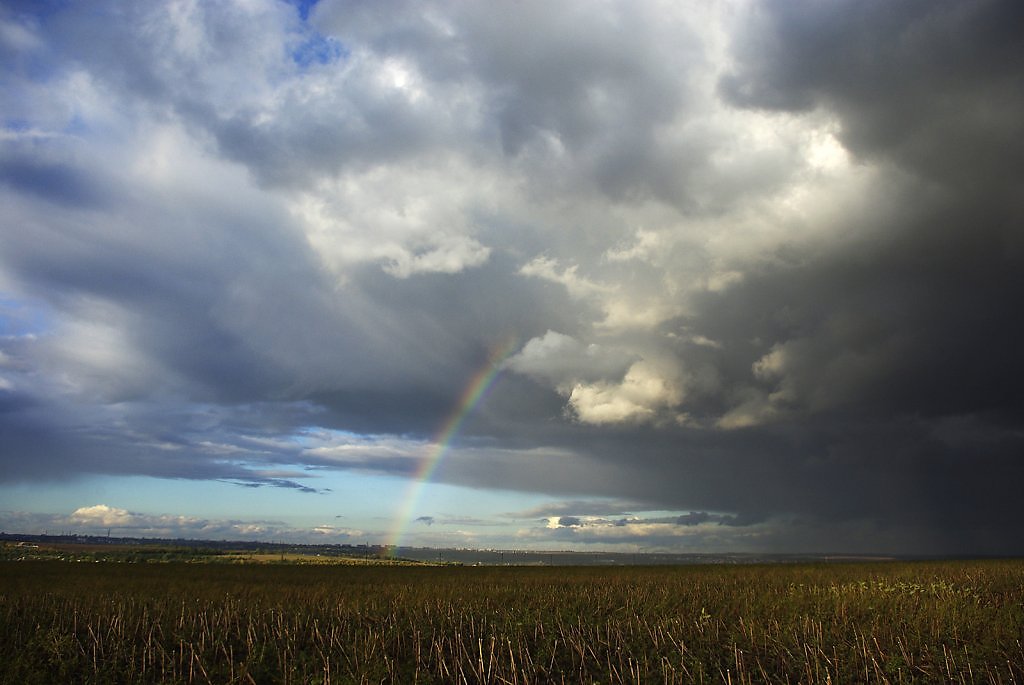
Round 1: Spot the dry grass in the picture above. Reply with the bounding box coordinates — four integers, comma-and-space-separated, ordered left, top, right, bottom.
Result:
2, 559, 1022, 683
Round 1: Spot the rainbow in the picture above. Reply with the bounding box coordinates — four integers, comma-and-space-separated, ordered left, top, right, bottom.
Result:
386, 336, 518, 550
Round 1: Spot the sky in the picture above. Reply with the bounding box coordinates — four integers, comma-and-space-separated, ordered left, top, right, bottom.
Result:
1, 0, 1023, 555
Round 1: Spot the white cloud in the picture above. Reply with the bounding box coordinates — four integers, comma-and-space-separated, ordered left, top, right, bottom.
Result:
381, 235, 491, 278
519, 256, 613, 299
519, 509, 774, 552
596, 296, 680, 331
52, 505, 365, 542
43, 301, 168, 402
507, 334, 686, 425
603, 228, 664, 263
716, 394, 776, 430
0, 16, 44, 53
504, 330, 635, 387
292, 160, 499, 280
567, 359, 684, 425
753, 345, 787, 380
70, 504, 136, 527
312, 523, 364, 537
301, 430, 425, 466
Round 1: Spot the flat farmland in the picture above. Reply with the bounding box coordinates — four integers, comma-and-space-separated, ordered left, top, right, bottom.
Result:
1, 559, 1022, 683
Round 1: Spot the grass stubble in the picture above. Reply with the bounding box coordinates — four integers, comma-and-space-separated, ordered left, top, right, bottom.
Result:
1, 559, 1022, 683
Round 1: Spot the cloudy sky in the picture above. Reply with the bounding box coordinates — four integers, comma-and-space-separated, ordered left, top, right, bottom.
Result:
2, 0, 1022, 555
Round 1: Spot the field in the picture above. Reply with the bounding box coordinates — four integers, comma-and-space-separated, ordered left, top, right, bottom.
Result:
1, 558, 1022, 683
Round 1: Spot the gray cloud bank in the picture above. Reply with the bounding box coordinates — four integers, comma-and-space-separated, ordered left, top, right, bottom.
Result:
1, 0, 1023, 554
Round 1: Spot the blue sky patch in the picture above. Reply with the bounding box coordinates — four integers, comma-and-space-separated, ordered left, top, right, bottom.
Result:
291, 33, 347, 68
0, 297, 54, 338
283, 0, 321, 23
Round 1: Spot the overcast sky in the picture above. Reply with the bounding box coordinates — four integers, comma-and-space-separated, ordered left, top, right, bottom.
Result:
2, 0, 1023, 555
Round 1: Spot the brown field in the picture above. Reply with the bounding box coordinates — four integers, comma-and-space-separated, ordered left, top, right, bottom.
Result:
2, 557, 1023, 683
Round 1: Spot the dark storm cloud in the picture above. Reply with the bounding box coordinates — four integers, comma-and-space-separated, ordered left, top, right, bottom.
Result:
223, 478, 325, 494
675, 512, 711, 526
2, 0, 1024, 555
720, 0, 1024, 187
716, 4, 1024, 401
507, 500, 644, 519
0, 385, 324, 491
647, 0, 1024, 552
542, 419, 1024, 554
689, 200, 1024, 425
